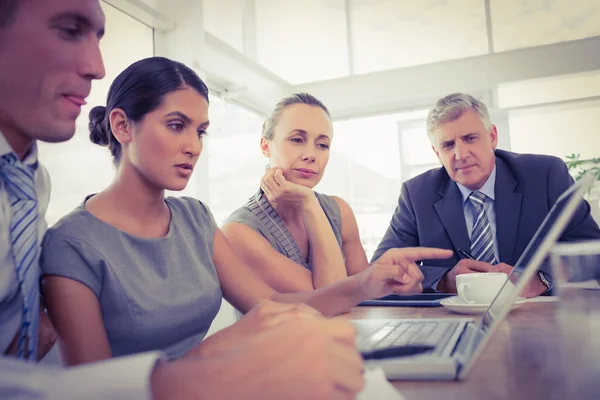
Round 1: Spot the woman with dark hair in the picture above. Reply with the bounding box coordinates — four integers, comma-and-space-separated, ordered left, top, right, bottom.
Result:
40, 57, 451, 367
41, 56, 221, 364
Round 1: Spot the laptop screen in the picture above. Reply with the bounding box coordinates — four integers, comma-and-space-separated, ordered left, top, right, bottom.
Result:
479, 176, 590, 331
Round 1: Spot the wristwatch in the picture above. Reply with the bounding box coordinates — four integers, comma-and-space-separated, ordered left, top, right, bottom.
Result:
538, 271, 551, 289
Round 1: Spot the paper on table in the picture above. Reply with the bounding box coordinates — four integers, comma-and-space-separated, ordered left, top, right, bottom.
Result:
357, 368, 406, 400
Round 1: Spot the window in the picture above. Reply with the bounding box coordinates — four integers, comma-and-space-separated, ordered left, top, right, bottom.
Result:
498, 71, 600, 109
37, 2, 155, 227
205, 95, 265, 224
203, 96, 265, 333
255, 0, 350, 83
398, 122, 440, 181
498, 70, 600, 160
508, 100, 600, 160
321, 111, 429, 260
491, 0, 600, 52
203, 0, 246, 52
349, 0, 488, 74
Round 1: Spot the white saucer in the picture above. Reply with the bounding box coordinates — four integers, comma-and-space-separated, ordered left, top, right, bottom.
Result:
440, 296, 527, 315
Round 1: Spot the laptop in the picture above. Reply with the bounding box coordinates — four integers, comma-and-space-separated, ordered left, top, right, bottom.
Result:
353, 173, 594, 380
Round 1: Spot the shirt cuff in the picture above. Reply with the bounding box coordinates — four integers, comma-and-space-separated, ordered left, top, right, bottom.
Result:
539, 271, 553, 295
430, 276, 442, 292
49, 352, 163, 400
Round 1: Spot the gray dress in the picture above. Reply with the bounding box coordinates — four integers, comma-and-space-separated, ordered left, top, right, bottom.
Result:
40, 197, 222, 360
224, 191, 343, 270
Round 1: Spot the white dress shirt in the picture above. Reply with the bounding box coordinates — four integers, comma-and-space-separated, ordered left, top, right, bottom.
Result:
431, 166, 499, 291
1, 131, 160, 398
0, 352, 161, 399
0, 131, 50, 353
456, 165, 500, 261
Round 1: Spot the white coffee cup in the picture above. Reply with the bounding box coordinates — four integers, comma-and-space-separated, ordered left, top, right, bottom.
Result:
456, 272, 508, 304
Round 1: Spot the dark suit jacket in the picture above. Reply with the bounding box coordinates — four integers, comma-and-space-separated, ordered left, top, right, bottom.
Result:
372, 150, 600, 290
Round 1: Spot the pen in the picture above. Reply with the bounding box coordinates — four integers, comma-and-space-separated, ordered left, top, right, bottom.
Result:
457, 249, 476, 260
361, 344, 435, 360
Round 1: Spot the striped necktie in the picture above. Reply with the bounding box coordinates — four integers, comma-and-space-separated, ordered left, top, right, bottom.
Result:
468, 191, 497, 265
0, 153, 40, 360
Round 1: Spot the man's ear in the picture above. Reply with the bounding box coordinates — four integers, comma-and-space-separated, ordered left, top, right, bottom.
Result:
490, 125, 498, 150
432, 145, 443, 164
428, 132, 443, 164
109, 108, 133, 145
260, 137, 270, 157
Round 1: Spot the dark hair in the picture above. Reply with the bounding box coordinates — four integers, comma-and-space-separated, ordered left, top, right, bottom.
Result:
89, 56, 209, 165
262, 93, 330, 141
0, 0, 21, 28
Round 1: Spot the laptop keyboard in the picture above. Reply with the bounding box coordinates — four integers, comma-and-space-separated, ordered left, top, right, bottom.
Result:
359, 320, 460, 352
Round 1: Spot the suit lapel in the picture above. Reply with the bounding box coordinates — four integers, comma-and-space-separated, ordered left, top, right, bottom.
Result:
434, 177, 470, 253
495, 158, 522, 263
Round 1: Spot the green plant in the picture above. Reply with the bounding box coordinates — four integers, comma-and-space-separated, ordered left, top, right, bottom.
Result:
564, 154, 600, 182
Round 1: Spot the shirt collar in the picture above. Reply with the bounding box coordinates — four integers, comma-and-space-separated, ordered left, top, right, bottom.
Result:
0, 129, 39, 168
457, 163, 497, 203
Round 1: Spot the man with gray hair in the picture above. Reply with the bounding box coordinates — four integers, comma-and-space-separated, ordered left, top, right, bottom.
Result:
372, 93, 600, 295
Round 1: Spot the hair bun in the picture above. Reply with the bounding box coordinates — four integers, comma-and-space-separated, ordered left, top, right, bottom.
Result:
88, 106, 109, 146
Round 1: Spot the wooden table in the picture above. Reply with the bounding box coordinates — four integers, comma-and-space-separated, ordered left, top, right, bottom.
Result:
345, 299, 599, 400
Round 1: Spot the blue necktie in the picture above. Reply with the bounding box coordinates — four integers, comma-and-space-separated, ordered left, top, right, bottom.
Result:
468, 191, 497, 265
0, 153, 39, 360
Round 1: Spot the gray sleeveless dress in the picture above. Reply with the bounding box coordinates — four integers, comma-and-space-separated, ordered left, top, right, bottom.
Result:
40, 196, 222, 360
224, 191, 343, 270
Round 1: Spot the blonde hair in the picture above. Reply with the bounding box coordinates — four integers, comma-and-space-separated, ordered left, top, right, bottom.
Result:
262, 93, 330, 140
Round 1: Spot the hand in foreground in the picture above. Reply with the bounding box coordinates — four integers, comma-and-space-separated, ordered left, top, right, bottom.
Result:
359, 247, 453, 299
153, 317, 363, 400
185, 299, 322, 358
261, 167, 315, 209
